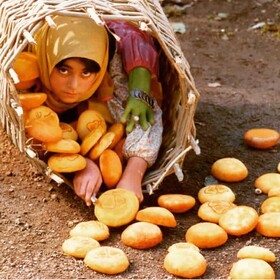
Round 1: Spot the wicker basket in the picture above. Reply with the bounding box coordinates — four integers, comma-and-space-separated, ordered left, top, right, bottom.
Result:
0, 0, 200, 194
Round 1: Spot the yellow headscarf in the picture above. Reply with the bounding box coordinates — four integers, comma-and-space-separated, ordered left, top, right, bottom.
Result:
32, 15, 109, 113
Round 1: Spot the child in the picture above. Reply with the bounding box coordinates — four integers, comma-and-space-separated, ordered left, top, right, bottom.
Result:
30, 15, 163, 205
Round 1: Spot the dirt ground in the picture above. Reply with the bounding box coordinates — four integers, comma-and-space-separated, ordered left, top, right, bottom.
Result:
0, 0, 280, 279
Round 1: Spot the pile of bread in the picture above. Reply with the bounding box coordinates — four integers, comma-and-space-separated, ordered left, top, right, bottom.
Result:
61, 152, 280, 278
23, 102, 125, 188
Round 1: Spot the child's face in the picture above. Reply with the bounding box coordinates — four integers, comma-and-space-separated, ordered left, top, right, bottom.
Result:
49, 58, 97, 103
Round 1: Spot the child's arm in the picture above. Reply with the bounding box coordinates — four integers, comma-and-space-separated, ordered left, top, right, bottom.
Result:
73, 158, 103, 206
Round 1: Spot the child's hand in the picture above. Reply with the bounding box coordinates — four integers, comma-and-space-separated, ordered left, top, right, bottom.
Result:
73, 158, 102, 206
120, 96, 155, 133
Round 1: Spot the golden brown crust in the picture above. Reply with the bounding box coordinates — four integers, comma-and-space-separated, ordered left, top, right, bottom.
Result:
94, 189, 139, 227
198, 184, 236, 204
229, 258, 275, 279
256, 212, 280, 237
69, 220, 110, 241
121, 221, 162, 249
62, 236, 100, 258
211, 157, 248, 182
99, 149, 122, 188
244, 128, 280, 149
84, 246, 129, 274
185, 222, 228, 249
136, 206, 176, 227
255, 173, 280, 194
164, 249, 207, 278
198, 201, 237, 223
219, 205, 259, 236
237, 245, 276, 262
76, 109, 107, 141
48, 153, 87, 173
157, 194, 196, 213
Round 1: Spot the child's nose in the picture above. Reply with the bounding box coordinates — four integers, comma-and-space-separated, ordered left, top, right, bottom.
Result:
68, 76, 79, 91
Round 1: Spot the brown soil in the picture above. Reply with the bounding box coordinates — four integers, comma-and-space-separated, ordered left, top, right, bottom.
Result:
1, 0, 280, 279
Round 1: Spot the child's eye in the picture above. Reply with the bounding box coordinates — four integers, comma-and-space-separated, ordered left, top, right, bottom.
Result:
59, 67, 68, 74
82, 71, 92, 77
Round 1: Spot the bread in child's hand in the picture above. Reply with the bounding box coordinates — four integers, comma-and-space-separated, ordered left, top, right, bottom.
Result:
244, 128, 280, 149
164, 249, 207, 278
84, 246, 129, 274
43, 138, 80, 154
88, 132, 115, 160
136, 206, 177, 227
94, 189, 139, 227
185, 222, 228, 249
121, 221, 162, 249
60, 122, 78, 141
18, 93, 47, 110
211, 157, 248, 182
198, 184, 235, 204
198, 201, 237, 223
255, 212, 280, 237
157, 194, 196, 213
76, 109, 107, 141
237, 245, 276, 262
48, 153, 86, 173
99, 149, 122, 188
219, 205, 258, 236
69, 220, 110, 241
62, 236, 100, 259
255, 173, 280, 194
229, 258, 275, 280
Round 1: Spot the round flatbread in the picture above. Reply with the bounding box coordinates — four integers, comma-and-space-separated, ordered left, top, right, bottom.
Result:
157, 194, 196, 213
84, 246, 129, 275
243, 128, 280, 149
94, 189, 139, 227
99, 149, 122, 188
237, 245, 276, 262
164, 249, 207, 278
211, 157, 248, 182
136, 206, 176, 227
60, 122, 78, 141
255, 173, 280, 194
261, 196, 280, 213
18, 93, 47, 110
48, 153, 86, 173
121, 221, 162, 249
198, 201, 237, 223
76, 109, 107, 141
62, 236, 100, 259
185, 222, 228, 249
89, 132, 115, 160
229, 258, 275, 280
69, 220, 110, 241
198, 184, 235, 204
43, 139, 80, 154
255, 212, 280, 237
219, 205, 259, 236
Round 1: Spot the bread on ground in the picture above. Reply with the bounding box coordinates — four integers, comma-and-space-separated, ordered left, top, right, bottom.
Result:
121, 221, 162, 249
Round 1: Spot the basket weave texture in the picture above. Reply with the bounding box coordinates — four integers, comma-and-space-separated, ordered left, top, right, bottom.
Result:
0, 0, 200, 193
